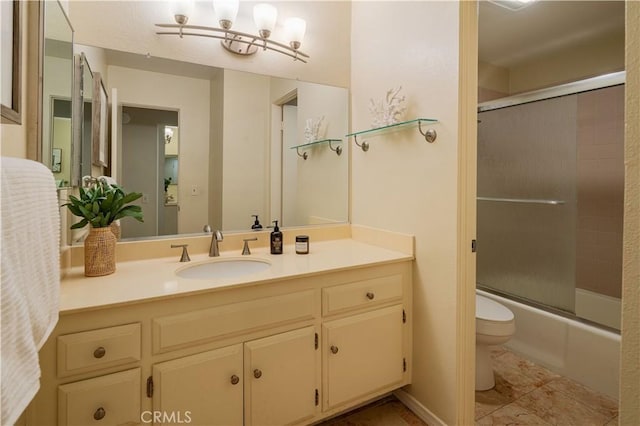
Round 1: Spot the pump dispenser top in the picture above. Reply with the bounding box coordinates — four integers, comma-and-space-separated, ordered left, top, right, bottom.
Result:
251, 215, 263, 230
270, 220, 283, 254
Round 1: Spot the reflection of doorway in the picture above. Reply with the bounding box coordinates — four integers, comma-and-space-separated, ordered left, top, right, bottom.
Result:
120, 106, 179, 239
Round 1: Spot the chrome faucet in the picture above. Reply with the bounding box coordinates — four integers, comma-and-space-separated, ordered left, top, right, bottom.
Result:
209, 230, 223, 257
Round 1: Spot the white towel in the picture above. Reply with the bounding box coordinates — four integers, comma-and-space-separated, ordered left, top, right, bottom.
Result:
1, 157, 60, 425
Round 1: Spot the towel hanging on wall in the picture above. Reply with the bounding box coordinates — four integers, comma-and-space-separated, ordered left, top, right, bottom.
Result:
1, 157, 60, 425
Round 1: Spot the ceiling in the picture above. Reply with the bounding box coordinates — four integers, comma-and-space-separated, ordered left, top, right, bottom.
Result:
479, 0, 625, 68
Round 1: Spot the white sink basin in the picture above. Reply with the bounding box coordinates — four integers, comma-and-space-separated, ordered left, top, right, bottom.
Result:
176, 258, 271, 280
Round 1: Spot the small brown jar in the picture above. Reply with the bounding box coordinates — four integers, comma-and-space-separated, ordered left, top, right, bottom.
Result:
295, 235, 309, 254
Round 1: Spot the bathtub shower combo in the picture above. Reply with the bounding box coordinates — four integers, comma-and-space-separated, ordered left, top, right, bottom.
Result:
476, 72, 624, 399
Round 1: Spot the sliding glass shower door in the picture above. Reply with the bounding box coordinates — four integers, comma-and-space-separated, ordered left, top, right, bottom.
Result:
477, 95, 578, 313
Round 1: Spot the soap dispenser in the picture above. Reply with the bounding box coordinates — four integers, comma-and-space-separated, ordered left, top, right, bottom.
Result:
251, 215, 263, 230
270, 220, 283, 254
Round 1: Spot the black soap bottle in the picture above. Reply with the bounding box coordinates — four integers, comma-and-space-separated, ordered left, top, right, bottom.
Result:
251, 215, 263, 230
270, 220, 283, 254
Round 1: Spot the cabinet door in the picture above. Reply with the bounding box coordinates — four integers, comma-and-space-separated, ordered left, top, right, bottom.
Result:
152, 344, 243, 426
244, 326, 319, 426
323, 305, 404, 409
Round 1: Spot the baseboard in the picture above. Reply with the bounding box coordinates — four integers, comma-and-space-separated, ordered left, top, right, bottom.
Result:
393, 389, 446, 426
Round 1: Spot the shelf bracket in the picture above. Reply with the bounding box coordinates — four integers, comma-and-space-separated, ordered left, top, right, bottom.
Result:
295, 147, 308, 160
418, 121, 437, 143
353, 134, 369, 152
328, 140, 342, 156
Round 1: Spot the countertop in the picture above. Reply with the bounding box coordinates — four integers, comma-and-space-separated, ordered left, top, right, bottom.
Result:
60, 239, 413, 314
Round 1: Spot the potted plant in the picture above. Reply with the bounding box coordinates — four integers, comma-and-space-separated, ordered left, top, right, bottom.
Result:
64, 179, 143, 276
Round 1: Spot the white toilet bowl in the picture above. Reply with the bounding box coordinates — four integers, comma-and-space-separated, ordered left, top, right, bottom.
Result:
476, 294, 515, 391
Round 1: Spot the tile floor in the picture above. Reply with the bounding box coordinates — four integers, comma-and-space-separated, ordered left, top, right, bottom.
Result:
475, 346, 618, 426
319, 346, 618, 426
318, 395, 426, 426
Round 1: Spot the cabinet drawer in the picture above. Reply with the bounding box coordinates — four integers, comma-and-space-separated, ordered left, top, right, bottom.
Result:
58, 368, 141, 426
153, 290, 315, 353
322, 275, 403, 316
57, 323, 141, 377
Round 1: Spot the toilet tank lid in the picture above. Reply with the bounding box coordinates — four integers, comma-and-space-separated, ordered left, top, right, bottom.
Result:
476, 294, 514, 322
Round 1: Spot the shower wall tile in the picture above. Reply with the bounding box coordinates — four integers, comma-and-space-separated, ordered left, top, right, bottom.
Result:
576, 85, 624, 300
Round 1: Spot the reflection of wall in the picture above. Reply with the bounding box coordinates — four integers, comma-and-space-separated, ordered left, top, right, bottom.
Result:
296, 82, 349, 224
107, 66, 210, 234
209, 70, 224, 231
221, 70, 270, 231
42, 55, 72, 180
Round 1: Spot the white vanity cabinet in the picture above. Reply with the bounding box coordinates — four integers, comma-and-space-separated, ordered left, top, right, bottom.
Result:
323, 305, 405, 410
152, 344, 244, 426
243, 326, 319, 426
27, 259, 412, 426
151, 326, 319, 426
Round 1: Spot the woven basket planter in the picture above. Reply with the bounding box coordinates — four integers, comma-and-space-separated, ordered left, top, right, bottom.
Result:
85, 227, 116, 277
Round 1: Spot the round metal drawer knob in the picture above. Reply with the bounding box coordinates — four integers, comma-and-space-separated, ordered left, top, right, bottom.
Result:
93, 347, 106, 359
230, 374, 240, 385
253, 369, 262, 379
366, 292, 375, 300
94, 407, 106, 420
330, 345, 339, 354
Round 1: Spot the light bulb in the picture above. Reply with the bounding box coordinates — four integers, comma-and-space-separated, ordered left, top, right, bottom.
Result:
285, 17, 306, 50
170, 0, 194, 25
253, 3, 277, 39
213, 0, 239, 30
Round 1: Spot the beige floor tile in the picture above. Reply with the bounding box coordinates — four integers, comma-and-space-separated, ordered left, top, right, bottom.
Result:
494, 351, 560, 387
476, 403, 552, 426
545, 377, 618, 419
514, 385, 611, 426
604, 416, 618, 426
319, 397, 427, 426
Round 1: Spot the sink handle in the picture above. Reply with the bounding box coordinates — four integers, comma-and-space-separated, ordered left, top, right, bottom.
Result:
242, 238, 258, 255
171, 244, 191, 262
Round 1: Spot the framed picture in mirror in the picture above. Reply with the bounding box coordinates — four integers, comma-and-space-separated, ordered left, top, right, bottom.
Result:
92, 72, 108, 167
1, 0, 22, 124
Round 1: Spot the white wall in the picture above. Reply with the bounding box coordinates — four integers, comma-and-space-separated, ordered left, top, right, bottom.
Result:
68, 1, 351, 89
351, 2, 466, 424
107, 66, 210, 234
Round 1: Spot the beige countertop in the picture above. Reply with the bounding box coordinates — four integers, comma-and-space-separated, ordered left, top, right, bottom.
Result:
60, 238, 413, 315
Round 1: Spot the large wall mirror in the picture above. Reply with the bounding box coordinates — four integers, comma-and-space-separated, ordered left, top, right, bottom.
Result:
75, 45, 349, 242
42, 0, 74, 187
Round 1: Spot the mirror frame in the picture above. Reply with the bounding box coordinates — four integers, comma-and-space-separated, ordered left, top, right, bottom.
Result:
1, 0, 22, 124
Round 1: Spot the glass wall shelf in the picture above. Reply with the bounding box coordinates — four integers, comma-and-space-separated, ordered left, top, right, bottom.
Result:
290, 138, 343, 159
346, 118, 438, 151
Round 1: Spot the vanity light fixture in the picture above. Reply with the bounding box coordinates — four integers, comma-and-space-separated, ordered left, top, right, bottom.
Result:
156, 0, 309, 63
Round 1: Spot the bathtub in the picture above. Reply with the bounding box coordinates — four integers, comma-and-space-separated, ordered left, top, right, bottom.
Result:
477, 289, 621, 400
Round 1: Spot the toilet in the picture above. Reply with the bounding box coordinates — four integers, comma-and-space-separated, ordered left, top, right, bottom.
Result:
476, 294, 515, 391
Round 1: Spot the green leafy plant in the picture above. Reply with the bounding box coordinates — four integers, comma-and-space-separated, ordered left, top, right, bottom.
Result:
64, 180, 144, 229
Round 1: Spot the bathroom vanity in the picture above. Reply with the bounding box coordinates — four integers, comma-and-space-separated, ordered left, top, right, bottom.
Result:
27, 237, 413, 425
